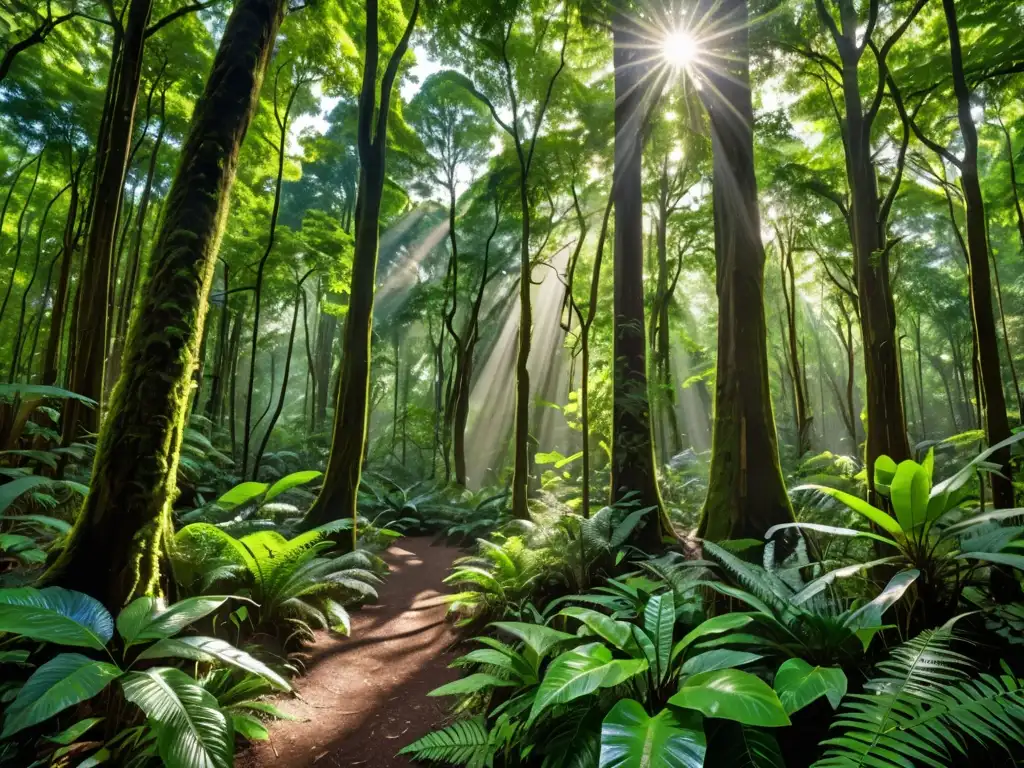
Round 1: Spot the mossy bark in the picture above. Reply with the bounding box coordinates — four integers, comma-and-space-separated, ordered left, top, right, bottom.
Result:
610, 12, 667, 550
40, 0, 286, 610
304, 0, 420, 533
698, 0, 794, 542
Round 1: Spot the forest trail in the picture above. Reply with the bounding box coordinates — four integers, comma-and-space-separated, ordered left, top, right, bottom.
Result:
238, 537, 462, 768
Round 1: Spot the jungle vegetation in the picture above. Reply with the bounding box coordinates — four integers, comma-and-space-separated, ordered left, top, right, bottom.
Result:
1, 0, 1024, 764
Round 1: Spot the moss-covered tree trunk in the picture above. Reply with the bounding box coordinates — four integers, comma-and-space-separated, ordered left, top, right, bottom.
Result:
63, 0, 154, 440
609, 11, 666, 549
697, 0, 794, 541
40, 0, 286, 610
303, 0, 420, 533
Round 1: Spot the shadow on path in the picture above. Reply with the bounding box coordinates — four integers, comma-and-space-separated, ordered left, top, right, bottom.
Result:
237, 537, 462, 768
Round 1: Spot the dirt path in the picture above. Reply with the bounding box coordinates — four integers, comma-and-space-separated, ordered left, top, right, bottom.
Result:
238, 537, 462, 768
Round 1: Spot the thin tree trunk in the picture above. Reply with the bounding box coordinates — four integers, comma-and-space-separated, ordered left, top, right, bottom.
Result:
63, 0, 155, 440
41, 0, 287, 609
304, 0, 420, 536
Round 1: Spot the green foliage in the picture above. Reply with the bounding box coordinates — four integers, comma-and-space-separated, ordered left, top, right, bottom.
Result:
0, 587, 288, 765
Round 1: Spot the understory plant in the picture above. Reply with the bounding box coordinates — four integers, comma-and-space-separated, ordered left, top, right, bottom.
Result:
172, 521, 385, 643
0, 587, 290, 767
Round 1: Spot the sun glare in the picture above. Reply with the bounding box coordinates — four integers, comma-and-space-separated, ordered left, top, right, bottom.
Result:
662, 29, 698, 69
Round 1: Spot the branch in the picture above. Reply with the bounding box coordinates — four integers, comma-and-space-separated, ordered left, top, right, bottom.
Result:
775, 40, 842, 76
374, 0, 420, 148
878, 73, 911, 231
887, 74, 961, 168
524, 5, 569, 173
145, 0, 223, 38
864, 0, 931, 126
0, 11, 78, 82
813, 0, 843, 51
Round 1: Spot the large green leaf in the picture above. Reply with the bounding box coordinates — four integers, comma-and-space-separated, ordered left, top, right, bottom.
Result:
680, 650, 763, 676
672, 613, 755, 663
121, 667, 233, 768
0, 476, 52, 515
530, 643, 648, 725
958, 550, 1024, 570
599, 699, 705, 768
0, 587, 113, 649
643, 592, 674, 683
216, 482, 269, 509
1, 653, 121, 738
890, 460, 930, 533
559, 607, 635, 651
793, 485, 903, 537
427, 673, 517, 697
117, 596, 231, 646
490, 621, 577, 660
0, 383, 97, 405
669, 669, 791, 727
264, 471, 322, 502
136, 636, 290, 690
0, 513, 72, 533
773, 658, 847, 714
763, 521, 897, 548
845, 569, 919, 630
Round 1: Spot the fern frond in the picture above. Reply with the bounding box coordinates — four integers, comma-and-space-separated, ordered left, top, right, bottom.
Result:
398, 717, 493, 767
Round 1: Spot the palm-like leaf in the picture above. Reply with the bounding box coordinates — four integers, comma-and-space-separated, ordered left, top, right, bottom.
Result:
398, 717, 493, 767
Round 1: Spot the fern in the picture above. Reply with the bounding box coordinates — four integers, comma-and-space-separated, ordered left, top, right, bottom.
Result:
814, 627, 1024, 767
398, 717, 494, 767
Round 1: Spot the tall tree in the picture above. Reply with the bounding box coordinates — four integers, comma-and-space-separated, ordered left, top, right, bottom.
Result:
303, 0, 420, 532
41, 0, 288, 609
696, 0, 795, 540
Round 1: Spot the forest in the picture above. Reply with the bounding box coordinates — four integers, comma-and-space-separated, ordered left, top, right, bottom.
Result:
2, 0, 1024, 764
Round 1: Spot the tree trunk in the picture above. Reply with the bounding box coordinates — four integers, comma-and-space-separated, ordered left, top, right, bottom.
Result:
697, 0, 794, 541
304, 0, 420, 534
0, 154, 42, 331
63, 0, 154, 440
942, 0, 1013, 506
42, 156, 85, 385
40, 0, 286, 610
610, 11, 666, 549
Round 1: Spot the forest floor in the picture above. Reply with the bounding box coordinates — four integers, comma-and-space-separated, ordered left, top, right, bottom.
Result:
237, 537, 462, 768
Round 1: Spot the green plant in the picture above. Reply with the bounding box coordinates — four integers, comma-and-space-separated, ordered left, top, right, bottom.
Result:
814, 623, 1024, 767
787, 442, 1024, 620
172, 522, 384, 643
0, 587, 289, 767
178, 470, 323, 533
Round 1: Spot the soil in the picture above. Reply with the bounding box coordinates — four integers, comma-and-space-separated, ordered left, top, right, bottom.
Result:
237, 537, 463, 768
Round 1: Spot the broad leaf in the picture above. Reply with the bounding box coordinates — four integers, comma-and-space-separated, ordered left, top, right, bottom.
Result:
216, 482, 269, 508
773, 658, 847, 714
599, 699, 705, 768
0, 587, 113, 649
136, 636, 290, 690
490, 621, 576, 660
1, 653, 121, 738
672, 613, 755, 662
890, 460, 930, 533
0, 476, 53, 515
121, 667, 233, 768
530, 643, 648, 724
117, 596, 231, 645
669, 669, 790, 727
845, 569, 919, 630
560, 607, 635, 651
428, 673, 517, 697
680, 650, 763, 676
958, 550, 1024, 569
643, 592, 674, 683
764, 521, 896, 547
793, 485, 903, 537
265, 471, 322, 502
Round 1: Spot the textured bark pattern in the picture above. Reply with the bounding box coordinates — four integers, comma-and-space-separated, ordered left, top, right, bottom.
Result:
64, 0, 154, 438
610, 13, 665, 548
698, 0, 794, 541
42, 0, 285, 609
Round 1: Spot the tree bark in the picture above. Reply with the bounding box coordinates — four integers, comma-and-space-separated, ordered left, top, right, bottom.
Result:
40, 0, 286, 609
941, 0, 1013, 506
63, 0, 155, 440
304, 0, 420, 535
610, 11, 666, 548
698, 0, 794, 541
